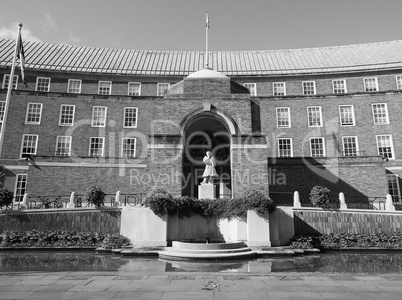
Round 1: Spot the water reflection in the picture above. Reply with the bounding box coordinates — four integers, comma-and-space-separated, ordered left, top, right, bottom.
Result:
1, 251, 402, 274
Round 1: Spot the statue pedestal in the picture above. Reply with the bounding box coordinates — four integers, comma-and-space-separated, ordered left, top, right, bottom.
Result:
198, 184, 216, 199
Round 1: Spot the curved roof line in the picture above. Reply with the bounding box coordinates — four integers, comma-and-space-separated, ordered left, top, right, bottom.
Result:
1, 39, 402, 76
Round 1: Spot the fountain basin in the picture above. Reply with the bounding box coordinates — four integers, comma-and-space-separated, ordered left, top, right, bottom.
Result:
158, 241, 257, 260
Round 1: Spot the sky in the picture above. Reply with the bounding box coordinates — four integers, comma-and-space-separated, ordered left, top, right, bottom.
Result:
0, 0, 402, 51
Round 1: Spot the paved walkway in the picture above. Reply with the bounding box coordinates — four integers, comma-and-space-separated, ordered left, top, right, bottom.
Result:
1, 271, 402, 299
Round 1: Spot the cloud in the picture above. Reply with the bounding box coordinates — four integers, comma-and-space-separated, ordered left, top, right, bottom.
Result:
0, 23, 42, 43
38, 12, 57, 33
67, 29, 80, 45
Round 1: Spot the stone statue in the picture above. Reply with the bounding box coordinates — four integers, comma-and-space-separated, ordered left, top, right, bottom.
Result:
202, 151, 217, 184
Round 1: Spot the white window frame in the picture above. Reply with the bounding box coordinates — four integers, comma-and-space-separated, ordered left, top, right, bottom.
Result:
363, 77, 378, 92
121, 138, 137, 158
123, 107, 138, 128
59, 105, 75, 126
244, 83, 257, 96
396, 75, 402, 90
278, 138, 293, 157
91, 106, 107, 127
309, 137, 326, 157
35, 77, 51, 92
2, 74, 18, 90
89, 137, 105, 157
157, 83, 170, 96
339, 105, 355, 126
98, 81, 112, 95
273, 82, 286, 96
307, 106, 322, 127
372, 103, 389, 125
342, 136, 359, 157
0, 101, 5, 122
302, 81, 316, 95
376, 135, 394, 160
55, 136, 72, 156
20, 134, 38, 158
387, 174, 401, 203
14, 174, 28, 202
332, 79, 347, 94
25, 103, 43, 125
128, 82, 141, 96
67, 79, 82, 93
276, 107, 291, 128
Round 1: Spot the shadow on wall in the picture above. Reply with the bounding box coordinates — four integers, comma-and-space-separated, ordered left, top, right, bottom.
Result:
268, 157, 387, 206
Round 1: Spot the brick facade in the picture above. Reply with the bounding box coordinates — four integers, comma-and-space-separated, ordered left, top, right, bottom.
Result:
1, 45, 402, 204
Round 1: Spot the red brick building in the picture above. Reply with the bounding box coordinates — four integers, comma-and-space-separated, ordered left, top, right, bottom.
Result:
0, 39, 402, 204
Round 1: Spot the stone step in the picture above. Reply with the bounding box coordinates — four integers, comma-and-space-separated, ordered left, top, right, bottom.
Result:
158, 250, 257, 260
163, 246, 253, 255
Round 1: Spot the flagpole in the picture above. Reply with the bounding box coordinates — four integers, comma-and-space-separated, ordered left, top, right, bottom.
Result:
205, 12, 209, 69
0, 23, 22, 158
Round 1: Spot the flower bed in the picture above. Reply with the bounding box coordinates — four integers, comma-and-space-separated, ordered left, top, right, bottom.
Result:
290, 232, 402, 249
0, 230, 130, 249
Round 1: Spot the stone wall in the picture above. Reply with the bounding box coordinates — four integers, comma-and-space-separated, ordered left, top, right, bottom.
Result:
0, 208, 121, 233
294, 208, 402, 235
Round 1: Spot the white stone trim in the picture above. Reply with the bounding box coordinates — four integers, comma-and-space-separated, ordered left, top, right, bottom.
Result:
148, 144, 183, 149
34, 162, 147, 168
231, 144, 267, 149
3, 165, 29, 170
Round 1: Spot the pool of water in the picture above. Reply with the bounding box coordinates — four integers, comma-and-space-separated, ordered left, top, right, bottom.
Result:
1, 251, 402, 274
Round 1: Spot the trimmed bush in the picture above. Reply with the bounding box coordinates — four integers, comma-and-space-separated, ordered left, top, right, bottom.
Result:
143, 188, 276, 219
0, 230, 130, 248
289, 232, 402, 249
0, 188, 13, 208
309, 185, 330, 207
85, 186, 105, 207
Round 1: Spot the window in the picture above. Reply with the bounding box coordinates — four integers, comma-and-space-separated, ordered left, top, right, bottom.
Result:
67, 79, 82, 93
303, 81, 316, 95
2, 74, 18, 89
339, 105, 355, 126
20, 134, 38, 158
396, 76, 402, 90
91, 106, 107, 127
332, 80, 347, 94
342, 136, 358, 157
364, 77, 378, 92
98, 81, 112, 95
307, 106, 322, 127
387, 174, 401, 203
276, 107, 291, 128
273, 82, 286, 96
128, 82, 141, 96
55, 136, 72, 156
0, 101, 5, 122
122, 138, 137, 158
278, 138, 293, 157
244, 83, 257, 96
25, 103, 43, 125
310, 137, 325, 157
157, 83, 170, 96
59, 105, 75, 126
14, 174, 27, 202
89, 137, 104, 157
376, 135, 394, 159
372, 103, 389, 125
36, 77, 51, 92
124, 107, 138, 128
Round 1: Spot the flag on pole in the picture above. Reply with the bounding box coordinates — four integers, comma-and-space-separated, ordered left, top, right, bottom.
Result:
206, 12, 210, 29
16, 32, 27, 86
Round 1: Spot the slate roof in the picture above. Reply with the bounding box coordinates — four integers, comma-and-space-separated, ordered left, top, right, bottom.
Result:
1, 39, 402, 76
